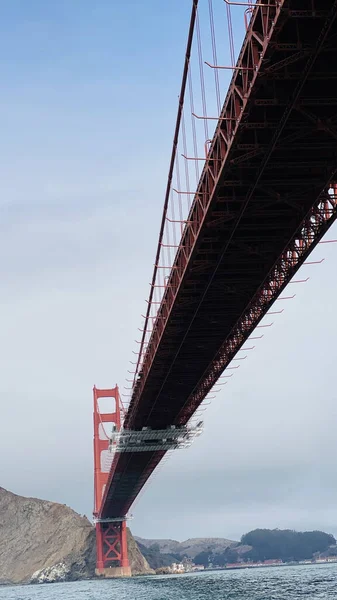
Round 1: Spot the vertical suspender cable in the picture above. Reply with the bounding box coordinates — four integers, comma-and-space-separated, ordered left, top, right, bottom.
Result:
181, 109, 192, 209
196, 10, 209, 141
208, 0, 221, 114
226, 3, 235, 66
188, 68, 200, 183
131, 0, 199, 397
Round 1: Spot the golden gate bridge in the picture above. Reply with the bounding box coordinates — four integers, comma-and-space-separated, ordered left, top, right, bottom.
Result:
92, 0, 337, 577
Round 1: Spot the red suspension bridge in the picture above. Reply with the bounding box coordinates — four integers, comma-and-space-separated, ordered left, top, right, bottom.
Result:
92, 0, 337, 577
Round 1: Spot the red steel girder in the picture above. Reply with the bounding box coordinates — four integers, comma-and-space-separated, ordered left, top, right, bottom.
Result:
101, 1, 337, 519
126, 0, 337, 429
176, 188, 337, 423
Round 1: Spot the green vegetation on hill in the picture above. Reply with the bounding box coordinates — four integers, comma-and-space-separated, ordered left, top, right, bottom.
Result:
194, 547, 239, 567
193, 529, 336, 567
137, 542, 182, 570
241, 529, 336, 563
137, 529, 337, 570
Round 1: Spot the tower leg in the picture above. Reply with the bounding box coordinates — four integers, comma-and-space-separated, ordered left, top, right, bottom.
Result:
95, 523, 104, 570
95, 521, 131, 578
120, 521, 129, 568
93, 386, 131, 577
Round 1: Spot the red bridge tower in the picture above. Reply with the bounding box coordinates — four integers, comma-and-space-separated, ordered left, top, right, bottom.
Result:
93, 385, 131, 578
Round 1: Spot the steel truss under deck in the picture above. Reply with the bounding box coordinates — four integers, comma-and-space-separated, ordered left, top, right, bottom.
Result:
100, 0, 337, 520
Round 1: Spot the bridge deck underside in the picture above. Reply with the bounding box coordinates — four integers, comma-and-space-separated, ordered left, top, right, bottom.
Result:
101, 0, 337, 518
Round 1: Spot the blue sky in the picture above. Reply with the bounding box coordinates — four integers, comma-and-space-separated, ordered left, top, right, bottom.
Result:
1, 0, 337, 543
0, 0, 195, 525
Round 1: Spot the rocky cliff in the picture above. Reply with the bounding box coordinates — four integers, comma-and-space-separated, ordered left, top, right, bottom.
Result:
0, 487, 152, 584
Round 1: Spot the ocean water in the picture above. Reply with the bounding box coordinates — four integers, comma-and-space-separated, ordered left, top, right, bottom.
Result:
1, 563, 336, 600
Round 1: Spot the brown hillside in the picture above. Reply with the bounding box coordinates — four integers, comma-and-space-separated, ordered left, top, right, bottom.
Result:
0, 487, 152, 583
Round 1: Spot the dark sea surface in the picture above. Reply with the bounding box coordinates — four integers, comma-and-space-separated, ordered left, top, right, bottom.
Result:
1, 564, 337, 600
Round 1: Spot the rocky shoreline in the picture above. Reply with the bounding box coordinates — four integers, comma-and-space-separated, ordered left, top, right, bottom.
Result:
0, 487, 153, 585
